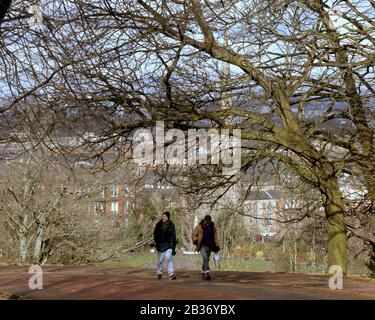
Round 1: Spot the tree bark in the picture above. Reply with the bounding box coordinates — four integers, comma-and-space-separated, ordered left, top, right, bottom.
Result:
312, 226, 316, 272
19, 212, 29, 263
334, 48, 375, 205
33, 221, 44, 263
308, 0, 374, 274
19, 234, 27, 263
322, 177, 348, 275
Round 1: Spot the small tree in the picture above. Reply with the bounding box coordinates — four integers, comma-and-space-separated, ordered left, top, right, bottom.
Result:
216, 206, 247, 255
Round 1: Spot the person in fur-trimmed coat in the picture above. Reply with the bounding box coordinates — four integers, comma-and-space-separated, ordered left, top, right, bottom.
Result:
192, 215, 220, 280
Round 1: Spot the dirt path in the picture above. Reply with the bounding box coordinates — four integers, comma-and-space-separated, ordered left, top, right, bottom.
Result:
0, 265, 374, 300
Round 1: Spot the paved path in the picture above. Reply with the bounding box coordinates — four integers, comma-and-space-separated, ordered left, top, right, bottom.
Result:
0, 265, 374, 300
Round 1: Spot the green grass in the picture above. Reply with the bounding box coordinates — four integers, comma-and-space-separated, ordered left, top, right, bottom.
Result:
98, 252, 275, 273
218, 257, 274, 272
98, 252, 155, 269
96, 242, 373, 277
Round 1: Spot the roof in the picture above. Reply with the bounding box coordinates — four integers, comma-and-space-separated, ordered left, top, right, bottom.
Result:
245, 190, 281, 201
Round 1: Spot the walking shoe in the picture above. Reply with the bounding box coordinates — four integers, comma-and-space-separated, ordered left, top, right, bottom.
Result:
205, 273, 211, 281
157, 274, 162, 280
169, 274, 177, 280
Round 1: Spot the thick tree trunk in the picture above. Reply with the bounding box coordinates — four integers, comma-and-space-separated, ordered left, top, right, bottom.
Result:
19, 234, 27, 263
309, 0, 374, 275
335, 49, 375, 206
311, 228, 316, 272
33, 222, 44, 263
335, 41, 375, 277
19, 214, 29, 263
322, 178, 348, 275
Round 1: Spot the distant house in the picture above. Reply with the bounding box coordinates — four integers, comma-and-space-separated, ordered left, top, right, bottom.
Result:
242, 189, 281, 237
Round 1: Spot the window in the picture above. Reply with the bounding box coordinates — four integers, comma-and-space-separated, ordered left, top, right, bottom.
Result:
124, 185, 133, 196
111, 201, 119, 214
266, 202, 273, 225
285, 198, 296, 209
99, 187, 105, 198
111, 185, 119, 197
94, 202, 104, 213
253, 202, 259, 226
230, 187, 237, 200
124, 201, 129, 213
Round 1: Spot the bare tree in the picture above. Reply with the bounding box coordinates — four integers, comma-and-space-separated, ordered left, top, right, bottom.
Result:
1, 0, 374, 274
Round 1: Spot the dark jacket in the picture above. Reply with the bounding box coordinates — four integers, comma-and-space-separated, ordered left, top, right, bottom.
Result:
192, 220, 220, 253
154, 220, 177, 253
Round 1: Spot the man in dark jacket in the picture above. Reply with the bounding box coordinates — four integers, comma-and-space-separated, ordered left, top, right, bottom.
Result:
153, 211, 177, 280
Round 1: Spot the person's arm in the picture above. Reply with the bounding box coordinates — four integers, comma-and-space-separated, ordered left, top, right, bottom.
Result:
192, 225, 199, 245
153, 222, 159, 249
214, 225, 220, 252
171, 222, 177, 250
